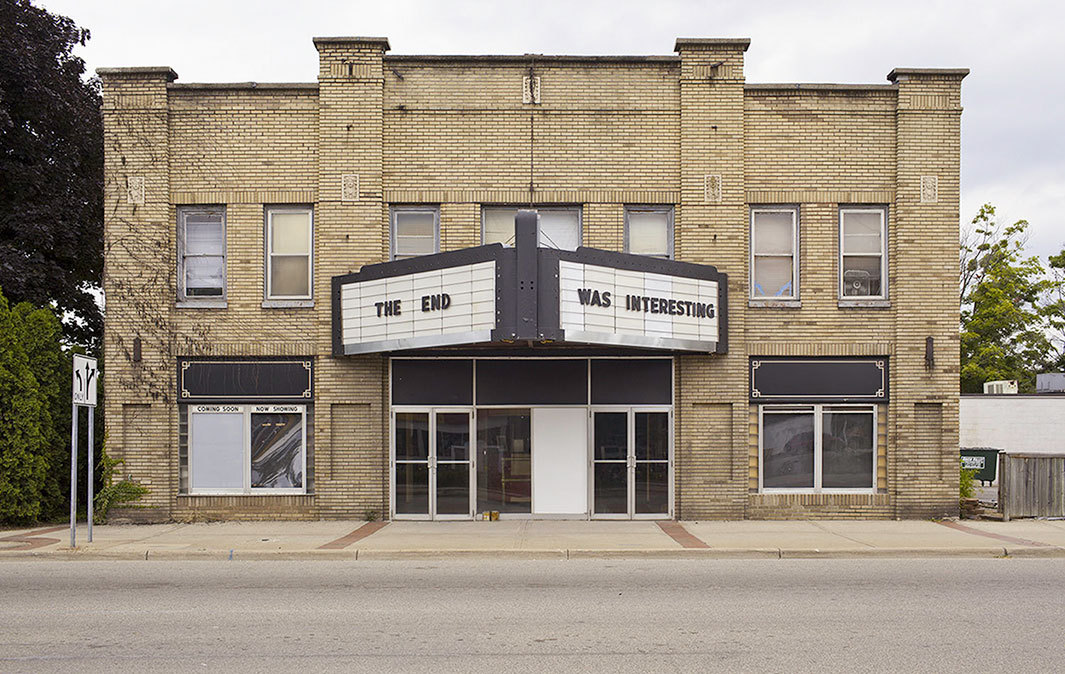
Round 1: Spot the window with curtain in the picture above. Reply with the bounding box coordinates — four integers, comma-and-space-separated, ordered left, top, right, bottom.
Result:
750, 207, 798, 300
482, 206, 581, 250
178, 207, 225, 301
266, 207, 312, 299
391, 206, 439, 260
840, 207, 887, 298
625, 206, 672, 258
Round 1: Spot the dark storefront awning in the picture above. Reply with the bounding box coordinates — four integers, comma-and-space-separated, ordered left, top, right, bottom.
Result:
331, 211, 728, 356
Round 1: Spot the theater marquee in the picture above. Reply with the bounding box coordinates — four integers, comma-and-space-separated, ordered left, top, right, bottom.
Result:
332, 212, 728, 355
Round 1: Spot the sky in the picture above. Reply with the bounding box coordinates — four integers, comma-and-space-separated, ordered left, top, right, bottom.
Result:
40, 0, 1065, 261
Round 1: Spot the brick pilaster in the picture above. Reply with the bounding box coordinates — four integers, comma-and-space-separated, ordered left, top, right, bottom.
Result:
888, 68, 968, 518
674, 39, 750, 519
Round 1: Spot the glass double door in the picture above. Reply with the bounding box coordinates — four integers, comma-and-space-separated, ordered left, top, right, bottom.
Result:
393, 409, 473, 519
591, 409, 671, 518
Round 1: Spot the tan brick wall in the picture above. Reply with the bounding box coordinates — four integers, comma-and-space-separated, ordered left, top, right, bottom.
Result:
99, 41, 964, 521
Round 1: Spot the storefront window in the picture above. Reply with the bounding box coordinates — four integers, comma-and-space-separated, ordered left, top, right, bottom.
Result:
760, 405, 874, 492
187, 405, 307, 494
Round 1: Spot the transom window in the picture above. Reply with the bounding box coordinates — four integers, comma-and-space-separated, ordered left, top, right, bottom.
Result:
759, 404, 875, 492
391, 206, 439, 260
178, 206, 225, 301
187, 405, 307, 495
482, 206, 581, 250
750, 207, 798, 300
840, 207, 887, 299
266, 206, 313, 299
625, 206, 673, 259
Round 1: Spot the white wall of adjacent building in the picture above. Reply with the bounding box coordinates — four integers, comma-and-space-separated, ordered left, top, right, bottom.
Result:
960, 395, 1065, 454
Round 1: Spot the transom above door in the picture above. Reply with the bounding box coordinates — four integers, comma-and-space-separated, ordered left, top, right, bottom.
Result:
591, 409, 672, 519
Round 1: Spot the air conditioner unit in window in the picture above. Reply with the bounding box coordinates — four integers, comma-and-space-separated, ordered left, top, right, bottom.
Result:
983, 380, 1018, 394
843, 269, 872, 296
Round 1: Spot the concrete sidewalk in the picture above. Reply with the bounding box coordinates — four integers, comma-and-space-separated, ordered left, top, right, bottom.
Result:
3, 518, 1065, 560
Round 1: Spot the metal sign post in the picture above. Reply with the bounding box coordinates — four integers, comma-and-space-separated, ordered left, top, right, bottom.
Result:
71, 355, 99, 547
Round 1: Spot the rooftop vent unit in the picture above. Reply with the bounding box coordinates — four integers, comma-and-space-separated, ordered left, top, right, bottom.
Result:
1036, 373, 1065, 393
983, 380, 1018, 394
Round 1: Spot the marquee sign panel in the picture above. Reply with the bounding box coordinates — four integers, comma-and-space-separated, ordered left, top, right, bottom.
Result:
338, 260, 496, 355
558, 261, 720, 352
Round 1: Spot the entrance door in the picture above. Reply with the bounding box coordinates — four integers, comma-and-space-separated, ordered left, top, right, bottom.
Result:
591, 409, 671, 518
393, 409, 474, 519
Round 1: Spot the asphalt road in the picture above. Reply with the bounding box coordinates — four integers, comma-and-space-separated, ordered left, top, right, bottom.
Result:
2, 558, 1063, 672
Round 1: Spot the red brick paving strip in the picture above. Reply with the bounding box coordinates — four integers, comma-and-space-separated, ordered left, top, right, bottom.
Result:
936, 520, 1053, 547
0, 525, 66, 551
318, 521, 390, 550
657, 521, 710, 549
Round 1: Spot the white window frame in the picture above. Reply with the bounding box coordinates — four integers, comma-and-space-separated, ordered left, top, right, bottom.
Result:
624, 205, 674, 259
177, 206, 226, 305
758, 403, 876, 494
481, 205, 582, 249
187, 404, 307, 496
265, 205, 313, 301
839, 206, 888, 300
390, 205, 440, 260
750, 206, 799, 301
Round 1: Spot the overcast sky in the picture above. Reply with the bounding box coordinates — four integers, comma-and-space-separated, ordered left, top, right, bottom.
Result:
41, 0, 1065, 260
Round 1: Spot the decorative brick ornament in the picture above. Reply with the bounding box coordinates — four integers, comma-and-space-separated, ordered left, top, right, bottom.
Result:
920, 175, 938, 203
342, 174, 359, 202
704, 174, 722, 203
127, 176, 145, 205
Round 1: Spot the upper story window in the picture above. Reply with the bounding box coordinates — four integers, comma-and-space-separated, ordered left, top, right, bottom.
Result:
625, 206, 673, 259
177, 206, 226, 303
482, 206, 581, 250
839, 207, 887, 299
265, 206, 313, 300
391, 206, 439, 260
750, 206, 798, 300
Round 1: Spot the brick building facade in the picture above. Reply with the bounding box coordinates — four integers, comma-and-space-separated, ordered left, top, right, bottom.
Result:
98, 37, 967, 521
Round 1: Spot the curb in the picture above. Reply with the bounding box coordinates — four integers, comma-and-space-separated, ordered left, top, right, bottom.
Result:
4, 545, 1064, 561
777, 546, 1011, 559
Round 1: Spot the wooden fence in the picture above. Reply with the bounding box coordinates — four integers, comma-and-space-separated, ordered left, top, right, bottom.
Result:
999, 453, 1065, 520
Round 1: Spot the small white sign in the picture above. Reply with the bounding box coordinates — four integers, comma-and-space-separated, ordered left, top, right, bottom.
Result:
961, 456, 985, 470
72, 355, 99, 407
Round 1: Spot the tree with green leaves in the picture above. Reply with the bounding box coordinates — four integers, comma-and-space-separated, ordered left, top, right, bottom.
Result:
1044, 250, 1065, 373
960, 204, 1052, 392
0, 287, 50, 523
11, 297, 71, 520
0, 0, 103, 348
